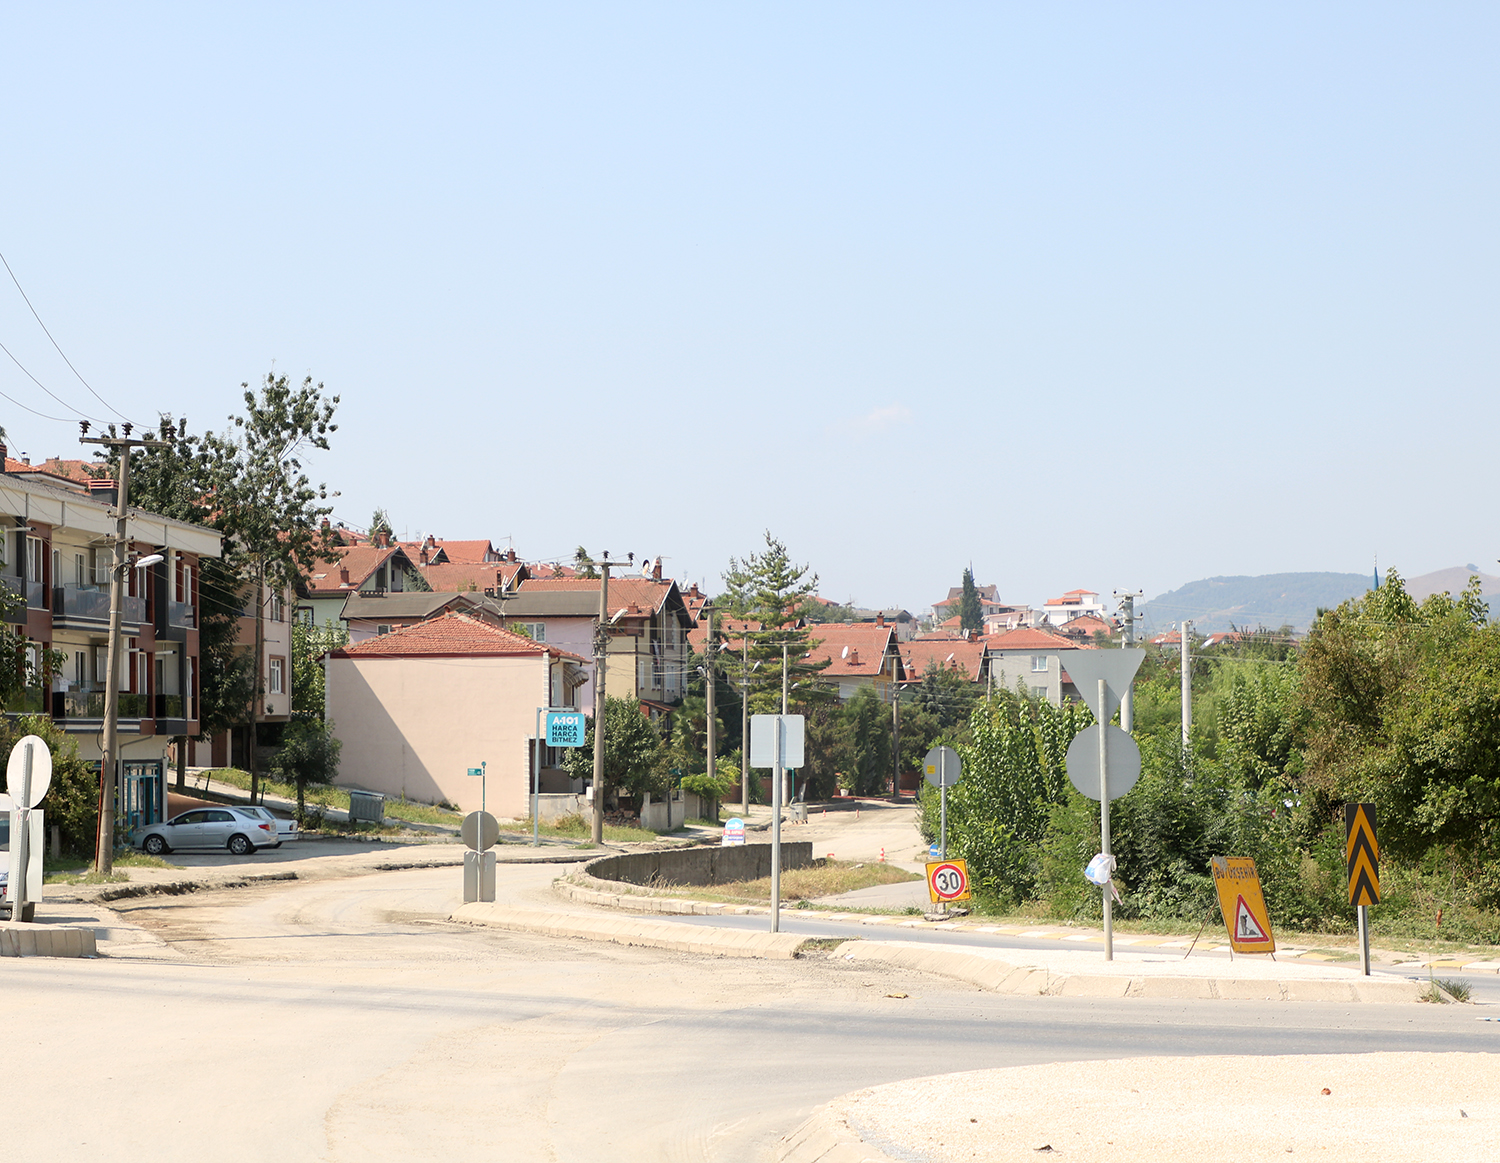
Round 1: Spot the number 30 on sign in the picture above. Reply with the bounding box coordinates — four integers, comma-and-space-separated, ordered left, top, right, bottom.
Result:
926, 859, 971, 904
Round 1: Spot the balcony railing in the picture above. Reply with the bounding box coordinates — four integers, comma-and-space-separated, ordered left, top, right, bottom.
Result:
154, 692, 184, 719
26, 579, 45, 609
55, 690, 148, 719
53, 585, 145, 625
167, 600, 195, 629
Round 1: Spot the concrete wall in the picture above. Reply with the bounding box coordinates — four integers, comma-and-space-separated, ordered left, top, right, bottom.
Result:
326, 653, 551, 817
584, 841, 814, 888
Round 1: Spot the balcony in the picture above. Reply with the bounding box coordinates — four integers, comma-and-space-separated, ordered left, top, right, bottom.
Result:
158, 599, 197, 641
26, 579, 45, 610
53, 689, 148, 723
52, 585, 145, 629
3, 687, 45, 715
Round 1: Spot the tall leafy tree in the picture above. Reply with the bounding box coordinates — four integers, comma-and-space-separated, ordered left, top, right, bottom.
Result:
564, 696, 669, 799
958, 567, 982, 633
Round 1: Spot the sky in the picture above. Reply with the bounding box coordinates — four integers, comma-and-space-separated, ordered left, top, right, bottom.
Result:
1, 4, 1496, 628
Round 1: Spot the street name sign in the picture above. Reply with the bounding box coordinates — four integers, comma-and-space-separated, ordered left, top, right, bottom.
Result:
926, 859, 971, 903
1211, 856, 1276, 954
1345, 803, 1380, 906
546, 710, 588, 748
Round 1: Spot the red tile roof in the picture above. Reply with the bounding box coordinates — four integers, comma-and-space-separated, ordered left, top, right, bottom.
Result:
984, 626, 1082, 652
519, 576, 677, 618
330, 611, 581, 660
430, 539, 497, 563
303, 545, 402, 593
806, 622, 901, 678
420, 562, 524, 593
900, 637, 986, 681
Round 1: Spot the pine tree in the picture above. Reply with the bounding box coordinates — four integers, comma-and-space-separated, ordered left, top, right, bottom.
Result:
719, 532, 831, 714
959, 567, 983, 633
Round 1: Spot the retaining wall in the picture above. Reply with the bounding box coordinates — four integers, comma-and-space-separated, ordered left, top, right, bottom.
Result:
584, 841, 814, 888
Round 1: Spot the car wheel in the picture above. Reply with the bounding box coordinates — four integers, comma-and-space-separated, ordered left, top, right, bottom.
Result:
143, 834, 169, 856
227, 833, 253, 856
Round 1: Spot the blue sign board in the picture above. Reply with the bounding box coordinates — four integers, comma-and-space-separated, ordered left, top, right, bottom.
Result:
546, 710, 588, 748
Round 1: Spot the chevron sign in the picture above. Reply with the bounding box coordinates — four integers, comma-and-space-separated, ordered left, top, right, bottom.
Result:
1345, 803, 1381, 907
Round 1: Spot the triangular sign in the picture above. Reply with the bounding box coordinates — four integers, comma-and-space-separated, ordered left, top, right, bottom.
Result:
1233, 895, 1270, 943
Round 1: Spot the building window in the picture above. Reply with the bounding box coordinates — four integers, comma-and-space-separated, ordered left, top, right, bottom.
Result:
1031, 685, 1048, 699
1031, 655, 1048, 673
269, 590, 284, 622
376, 624, 392, 636
515, 622, 546, 642
269, 657, 285, 695
26, 537, 44, 583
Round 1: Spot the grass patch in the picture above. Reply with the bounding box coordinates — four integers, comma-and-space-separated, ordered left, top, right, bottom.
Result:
44, 868, 129, 885
644, 859, 920, 905
797, 937, 857, 954
193, 768, 461, 829
511, 812, 673, 845
1435, 977, 1473, 1003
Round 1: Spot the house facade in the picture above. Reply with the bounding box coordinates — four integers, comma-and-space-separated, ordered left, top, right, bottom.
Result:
803, 620, 905, 702
297, 536, 429, 628
0, 457, 221, 827
984, 626, 1084, 704
325, 613, 588, 816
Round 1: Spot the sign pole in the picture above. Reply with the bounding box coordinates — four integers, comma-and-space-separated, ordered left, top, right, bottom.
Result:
1358, 904, 1370, 976
1098, 678, 1112, 961
12, 740, 32, 920
771, 717, 783, 933
534, 705, 542, 846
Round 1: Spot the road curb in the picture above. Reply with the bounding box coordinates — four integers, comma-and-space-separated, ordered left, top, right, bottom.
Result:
93, 870, 300, 902
451, 903, 807, 959
556, 874, 766, 916
777, 1105, 902, 1163
0, 922, 98, 958
833, 941, 1428, 1002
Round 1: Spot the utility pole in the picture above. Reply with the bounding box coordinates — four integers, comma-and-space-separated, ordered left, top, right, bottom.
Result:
80, 423, 166, 875
703, 602, 716, 803
890, 652, 900, 799
590, 556, 613, 845
739, 634, 750, 812
1180, 620, 1192, 749
781, 640, 790, 807
1113, 590, 1143, 732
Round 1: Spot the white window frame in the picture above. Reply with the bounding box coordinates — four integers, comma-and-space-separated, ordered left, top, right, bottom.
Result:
268, 656, 285, 695
1031, 655, 1048, 673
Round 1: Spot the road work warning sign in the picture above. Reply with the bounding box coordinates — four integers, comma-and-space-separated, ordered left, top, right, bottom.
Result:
1210, 856, 1276, 954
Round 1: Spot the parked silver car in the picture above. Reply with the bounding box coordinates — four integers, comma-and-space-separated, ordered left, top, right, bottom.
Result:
234, 805, 299, 847
134, 807, 278, 856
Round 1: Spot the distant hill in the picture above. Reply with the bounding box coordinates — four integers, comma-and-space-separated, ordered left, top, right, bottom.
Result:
1142, 573, 1371, 634
1405, 564, 1500, 608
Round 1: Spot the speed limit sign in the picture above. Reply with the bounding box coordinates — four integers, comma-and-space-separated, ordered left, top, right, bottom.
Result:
926, 859, 971, 903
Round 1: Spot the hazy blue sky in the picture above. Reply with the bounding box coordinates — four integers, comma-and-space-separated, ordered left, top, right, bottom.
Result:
1, 5, 1495, 626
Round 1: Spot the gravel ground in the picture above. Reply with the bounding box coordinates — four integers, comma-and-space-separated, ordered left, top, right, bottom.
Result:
812, 1052, 1500, 1161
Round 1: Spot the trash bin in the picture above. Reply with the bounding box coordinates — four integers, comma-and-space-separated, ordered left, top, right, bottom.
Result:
791, 803, 808, 824
347, 790, 386, 824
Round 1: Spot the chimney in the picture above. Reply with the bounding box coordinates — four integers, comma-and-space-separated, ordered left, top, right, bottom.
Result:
849, 649, 859, 667
339, 566, 351, 585
877, 613, 885, 627
377, 531, 389, 549
652, 558, 662, 580
507, 548, 517, 563
0, 441, 7, 466
320, 518, 330, 531
88, 477, 118, 506
419, 547, 429, 565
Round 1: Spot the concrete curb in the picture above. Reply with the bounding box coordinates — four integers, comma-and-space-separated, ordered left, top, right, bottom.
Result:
777, 1105, 902, 1163
556, 875, 767, 916
833, 941, 1428, 1003
0, 922, 97, 958
93, 870, 299, 902
451, 903, 808, 959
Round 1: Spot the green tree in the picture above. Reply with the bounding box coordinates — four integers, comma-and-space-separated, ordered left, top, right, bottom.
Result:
563, 696, 669, 800
719, 532, 831, 715
573, 547, 599, 579
837, 686, 893, 795
266, 714, 343, 821
958, 567, 982, 633
291, 620, 349, 717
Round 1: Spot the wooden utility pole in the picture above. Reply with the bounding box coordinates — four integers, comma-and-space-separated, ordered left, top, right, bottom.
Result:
739, 634, 750, 812
890, 652, 901, 799
590, 558, 612, 845
249, 556, 265, 804
703, 603, 716, 797
80, 424, 166, 875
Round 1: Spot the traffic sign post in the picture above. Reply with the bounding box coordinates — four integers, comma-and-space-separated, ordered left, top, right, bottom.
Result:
461, 809, 500, 903
925, 859, 971, 904
1059, 650, 1144, 962
5, 735, 52, 923
1210, 856, 1276, 954
751, 713, 805, 933
923, 746, 963, 912
1345, 803, 1380, 975
721, 817, 746, 847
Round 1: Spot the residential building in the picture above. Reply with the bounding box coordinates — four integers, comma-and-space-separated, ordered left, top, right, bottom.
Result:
803, 620, 905, 702
1057, 613, 1115, 644
899, 636, 988, 685
0, 452, 221, 828
1041, 589, 1108, 627
296, 534, 429, 628
325, 613, 588, 815
984, 626, 1085, 704
340, 590, 506, 643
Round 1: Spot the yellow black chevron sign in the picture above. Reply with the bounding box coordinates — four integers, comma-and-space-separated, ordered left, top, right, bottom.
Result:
1345, 803, 1380, 906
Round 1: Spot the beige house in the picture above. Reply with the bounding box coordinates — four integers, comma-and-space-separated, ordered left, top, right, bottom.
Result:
325, 612, 587, 817
983, 626, 1084, 704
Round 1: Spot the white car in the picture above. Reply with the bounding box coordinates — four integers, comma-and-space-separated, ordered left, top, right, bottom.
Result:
234, 805, 299, 847
134, 807, 278, 856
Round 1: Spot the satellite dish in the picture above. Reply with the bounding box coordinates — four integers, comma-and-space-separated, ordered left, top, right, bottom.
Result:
640, 557, 656, 577
841, 646, 849, 658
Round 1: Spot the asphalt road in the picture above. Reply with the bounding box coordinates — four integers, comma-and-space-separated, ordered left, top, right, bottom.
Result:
10, 863, 1496, 1163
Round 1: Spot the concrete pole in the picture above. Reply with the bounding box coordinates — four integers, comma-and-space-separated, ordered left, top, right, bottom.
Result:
12, 739, 33, 920
590, 560, 611, 845
95, 448, 132, 876
781, 641, 790, 806
740, 634, 750, 812
1116, 592, 1140, 733
890, 653, 900, 799
770, 716, 783, 933
1180, 620, 1192, 750
703, 604, 715, 805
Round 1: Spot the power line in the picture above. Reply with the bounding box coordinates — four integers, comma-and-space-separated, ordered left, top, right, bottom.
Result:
0, 249, 132, 423
0, 336, 106, 423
